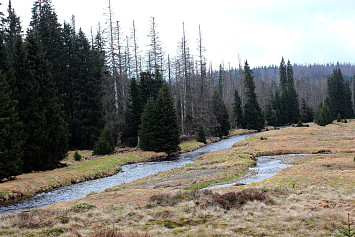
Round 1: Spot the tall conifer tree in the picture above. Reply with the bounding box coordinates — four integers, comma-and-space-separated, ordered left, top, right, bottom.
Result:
243, 61, 264, 131
212, 90, 230, 137
23, 30, 68, 171
139, 83, 180, 154
344, 80, 354, 118
0, 38, 23, 180
123, 78, 143, 147
286, 60, 300, 123
327, 68, 347, 118
233, 89, 244, 128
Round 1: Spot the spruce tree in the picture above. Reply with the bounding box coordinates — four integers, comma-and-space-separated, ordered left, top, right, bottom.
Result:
23, 30, 68, 171
154, 83, 180, 154
93, 126, 115, 155
123, 78, 143, 147
327, 68, 346, 119
243, 61, 264, 131
196, 125, 207, 144
138, 98, 158, 152
139, 84, 180, 154
233, 89, 244, 128
279, 57, 288, 124
265, 101, 277, 127
0, 67, 23, 180
315, 103, 333, 126
139, 70, 164, 105
344, 80, 354, 118
212, 90, 230, 137
300, 99, 314, 123
70, 29, 102, 149
286, 60, 300, 123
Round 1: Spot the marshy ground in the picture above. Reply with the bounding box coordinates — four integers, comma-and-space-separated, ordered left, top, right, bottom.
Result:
0, 122, 354, 236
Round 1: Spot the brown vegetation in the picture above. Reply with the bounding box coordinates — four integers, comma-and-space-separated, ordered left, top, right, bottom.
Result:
0, 122, 354, 236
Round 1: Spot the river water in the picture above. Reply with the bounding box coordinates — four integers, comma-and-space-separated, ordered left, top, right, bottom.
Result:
0, 133, 253, 216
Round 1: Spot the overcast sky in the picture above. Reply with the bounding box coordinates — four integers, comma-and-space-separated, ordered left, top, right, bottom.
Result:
2, 0, 355, 68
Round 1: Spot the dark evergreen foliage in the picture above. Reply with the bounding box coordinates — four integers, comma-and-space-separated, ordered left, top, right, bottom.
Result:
139, 83, 180, 154
243, 61, 264, 131
93, 126, 115, 155
286, 61, 300, 123
265, 101, 277, 127
138, 98, 158, 152
123, 78, 143, 147
233, 89, 244, 128
69, 29, 103, 149
196, 125, 207, 144
315, 103, 333, 126
300, 99, 314, 123
140, 70, 164, 105
0, 72, 23, 180
326, 68, 351, 119
212, 90, 230, 137
337, 113, 341, 122
73, 151, 82, 161
23, 30, 68, 171
344, 80, 354, 118
268, 58, 300, 125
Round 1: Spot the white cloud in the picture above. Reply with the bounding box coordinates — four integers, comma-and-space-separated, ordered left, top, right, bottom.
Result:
3, 0, 355, 67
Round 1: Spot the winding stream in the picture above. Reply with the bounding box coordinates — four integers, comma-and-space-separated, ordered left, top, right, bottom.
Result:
206, 154, 310, 189
0, 133, 253, 216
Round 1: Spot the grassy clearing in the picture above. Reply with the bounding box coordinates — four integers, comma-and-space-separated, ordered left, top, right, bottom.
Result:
1, 122, 354, 236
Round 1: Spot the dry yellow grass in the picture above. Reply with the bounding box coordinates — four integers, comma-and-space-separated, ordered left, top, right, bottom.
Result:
0, 122, 354, 236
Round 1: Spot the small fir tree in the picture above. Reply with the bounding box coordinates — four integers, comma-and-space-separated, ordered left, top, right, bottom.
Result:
315, 103, 333, 126
196, 125, 207, 144
73, 151, 82, 161
93, 126, 115, 155
337, 113, 342, 122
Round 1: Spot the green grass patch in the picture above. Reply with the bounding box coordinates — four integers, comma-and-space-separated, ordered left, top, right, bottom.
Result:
179, 141, 205, 152
186, 175, 246, 190
68, 203, 96, 213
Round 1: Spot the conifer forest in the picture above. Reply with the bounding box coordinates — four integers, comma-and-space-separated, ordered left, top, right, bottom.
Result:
0, 0, 354, 181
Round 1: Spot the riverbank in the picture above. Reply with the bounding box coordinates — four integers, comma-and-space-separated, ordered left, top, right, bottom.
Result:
0, 122, 354, 236
0, 129, 251, 204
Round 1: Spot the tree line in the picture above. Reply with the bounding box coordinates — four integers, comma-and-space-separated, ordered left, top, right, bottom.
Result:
1, 0, 354, 180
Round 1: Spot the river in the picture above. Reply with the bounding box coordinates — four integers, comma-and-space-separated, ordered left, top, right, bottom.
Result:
0, 133, 253, 216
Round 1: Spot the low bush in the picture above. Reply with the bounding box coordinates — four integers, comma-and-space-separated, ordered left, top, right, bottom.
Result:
73, 151, 82, 161
149, 189, 271, 210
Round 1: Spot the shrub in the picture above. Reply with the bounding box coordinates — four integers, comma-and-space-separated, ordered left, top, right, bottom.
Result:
73, 151, 82, 161
93, 126, 115, 156
149, 189, 271, 210
337, 113, 342, 122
